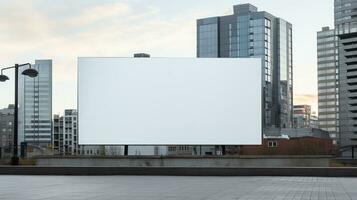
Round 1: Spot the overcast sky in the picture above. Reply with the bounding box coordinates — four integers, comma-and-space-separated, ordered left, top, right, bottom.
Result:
0, 0, 334, 115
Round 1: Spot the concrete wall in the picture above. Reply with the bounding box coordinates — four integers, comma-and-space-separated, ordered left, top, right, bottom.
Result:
35, 156, 332, 167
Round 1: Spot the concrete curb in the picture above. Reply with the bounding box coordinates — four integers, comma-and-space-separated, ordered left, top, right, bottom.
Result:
1, 167, 357, 177
34, 156, 332, 167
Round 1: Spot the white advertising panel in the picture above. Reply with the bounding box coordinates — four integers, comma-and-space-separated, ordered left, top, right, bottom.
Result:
78, 58, 262, 145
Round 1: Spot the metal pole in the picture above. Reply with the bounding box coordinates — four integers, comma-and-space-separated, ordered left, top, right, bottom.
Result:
124, 145, 128, 156
11, 64, 19, 165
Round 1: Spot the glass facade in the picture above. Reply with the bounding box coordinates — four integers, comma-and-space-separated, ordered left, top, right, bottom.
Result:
197, 18, 218, 57
317, 27, 339, 145
197, 4, 293, 129
335, 0, 357, 34
277, 19, 293, 128
18, 60, 52, 148
334, 0, 357, 155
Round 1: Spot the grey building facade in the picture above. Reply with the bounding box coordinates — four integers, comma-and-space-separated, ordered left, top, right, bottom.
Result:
53, 109, 79, 155
293, 105, 312, 129
317, 27, 339, 145
197, 4, 293, 129
53, 109, 107, 156
53, 114, 62, 154
0, 105, 14, 158
18, 60, 52, 148
335, 0, 357, 155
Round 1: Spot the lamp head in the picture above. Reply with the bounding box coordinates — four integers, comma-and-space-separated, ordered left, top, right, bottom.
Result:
0, 73, 9, 82
22, 68, 38, 78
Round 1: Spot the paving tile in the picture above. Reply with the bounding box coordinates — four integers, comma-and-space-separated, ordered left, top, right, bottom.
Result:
0, 176, 356, 200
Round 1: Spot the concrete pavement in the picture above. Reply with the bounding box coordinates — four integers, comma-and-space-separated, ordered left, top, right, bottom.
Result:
0, 176, 356, 199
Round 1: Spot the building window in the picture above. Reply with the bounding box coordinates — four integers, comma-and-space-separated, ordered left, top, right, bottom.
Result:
268, 141, 278, 148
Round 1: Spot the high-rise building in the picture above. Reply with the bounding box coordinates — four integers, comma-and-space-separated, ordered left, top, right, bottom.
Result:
335, 0, 357, 155
0, 105, 14, 158
18, 60, 52, 148
197, 3, 293, 129
53, 109, 79, 155
317, 26, 339, 145
293, 105, 312, 129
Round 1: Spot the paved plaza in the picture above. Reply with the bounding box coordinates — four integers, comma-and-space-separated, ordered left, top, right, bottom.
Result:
0, 176, 356, 199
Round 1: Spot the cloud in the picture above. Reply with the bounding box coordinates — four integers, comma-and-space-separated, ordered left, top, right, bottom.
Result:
0, 2, 52, 51
0, 1, 206, 113
66, 2, 130, 27
294, 94, 317, 103
0, 0, 319, 115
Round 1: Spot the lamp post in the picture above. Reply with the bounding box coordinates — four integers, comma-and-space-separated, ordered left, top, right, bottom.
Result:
0, 63, 38, 165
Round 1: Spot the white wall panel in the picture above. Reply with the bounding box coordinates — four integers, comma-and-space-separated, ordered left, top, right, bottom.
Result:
78, 58, 262, 145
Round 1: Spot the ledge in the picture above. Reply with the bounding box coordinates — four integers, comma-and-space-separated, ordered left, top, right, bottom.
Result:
33, 155, 334, 159
0, 166, 356, 177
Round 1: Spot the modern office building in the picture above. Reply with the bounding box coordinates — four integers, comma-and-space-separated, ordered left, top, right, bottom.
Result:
53, 109, 79, 155
0, 105, 14, 158
18, 60, 52, 148
197, 3, 293, 129
293, 105, 312, 129
317, 27, 339, 145
335, 0, 357, 155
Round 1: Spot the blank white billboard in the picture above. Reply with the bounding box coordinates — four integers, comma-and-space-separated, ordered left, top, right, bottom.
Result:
78, 58, 262, 145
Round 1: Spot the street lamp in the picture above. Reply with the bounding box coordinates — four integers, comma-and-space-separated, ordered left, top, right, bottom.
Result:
0, 63, 38, 165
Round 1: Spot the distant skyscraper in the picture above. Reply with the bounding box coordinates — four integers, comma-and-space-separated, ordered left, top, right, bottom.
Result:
317, 27, 339, 145
335, 0, 357, 155
18, 60, 52, 148
197, 3, 293, 129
